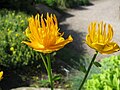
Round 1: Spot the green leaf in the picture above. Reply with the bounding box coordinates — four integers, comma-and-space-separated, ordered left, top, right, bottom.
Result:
94, 62, 101, 67
52, 75, 61, 81
40, 79, 49, 83
39, 79, 49, 87
80, 65, 86, 73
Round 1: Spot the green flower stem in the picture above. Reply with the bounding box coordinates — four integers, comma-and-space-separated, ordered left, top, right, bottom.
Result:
40, 53, 49, 74
78, 51, 98, 90
40, 53, 54, 90
46, 54, 54, 90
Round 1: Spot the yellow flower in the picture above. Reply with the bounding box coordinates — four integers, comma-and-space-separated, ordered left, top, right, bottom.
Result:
21, 20, 24, 23
10, 47, 14, 51
0, 71, 3, 80
86, 21, 119, 54
22, 13, 73, 53
16, 33, 19, 37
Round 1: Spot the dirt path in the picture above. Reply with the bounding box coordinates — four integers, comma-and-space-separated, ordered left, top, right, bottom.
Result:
60, 0, 120, 60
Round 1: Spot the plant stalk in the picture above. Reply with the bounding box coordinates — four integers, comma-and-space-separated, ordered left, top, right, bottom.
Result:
40, 53, 54, 90
46, 54, 54, 90
78, 51, 98, 90
40, 53, 49, 73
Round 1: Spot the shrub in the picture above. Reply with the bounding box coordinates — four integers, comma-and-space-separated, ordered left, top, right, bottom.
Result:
0, 0, 36, 14
79, 0, 89, 5
85, 56, 120, 90
34, 0, 90, 9
0, 9, 41, 68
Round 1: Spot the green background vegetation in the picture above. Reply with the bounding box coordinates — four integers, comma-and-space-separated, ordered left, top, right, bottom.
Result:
35, 0, 89, 9
0, 9, 42, 68
85, 56, 120, 90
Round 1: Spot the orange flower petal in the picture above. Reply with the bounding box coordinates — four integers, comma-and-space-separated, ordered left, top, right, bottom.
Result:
22, 13, 73, 53
86, 21, 119, 54
0, 71, 3, 80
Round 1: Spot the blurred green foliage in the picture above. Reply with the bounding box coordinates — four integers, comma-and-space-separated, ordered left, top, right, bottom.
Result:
35, 0, 90, 9
0, 0, 89, 10
85, 55, 120, 90
0, 9, 41, 68
0, 0, 36, 14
